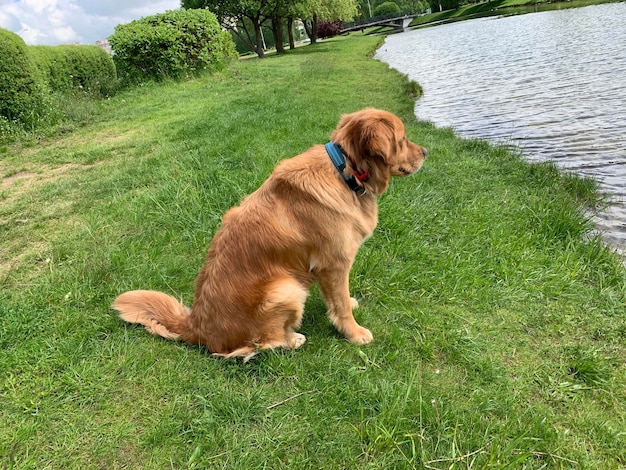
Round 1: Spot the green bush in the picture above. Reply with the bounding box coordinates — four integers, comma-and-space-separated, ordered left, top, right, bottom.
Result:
0, 28, 50, 130
29, 45, 117, 96
109, 9, 237, 84
374, 1, 402, 16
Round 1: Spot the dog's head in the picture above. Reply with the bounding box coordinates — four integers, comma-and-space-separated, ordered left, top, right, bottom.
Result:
331, 108, 427, 195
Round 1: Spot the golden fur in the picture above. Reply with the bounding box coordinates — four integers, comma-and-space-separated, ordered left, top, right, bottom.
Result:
113, 108, 427, 360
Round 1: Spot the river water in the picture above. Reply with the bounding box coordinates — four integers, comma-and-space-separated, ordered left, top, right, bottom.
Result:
376, 2, 626, 251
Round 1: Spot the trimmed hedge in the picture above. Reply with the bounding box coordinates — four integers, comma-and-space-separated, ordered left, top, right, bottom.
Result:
109, 9, 237, 84
1, 27, 117, 134
29, 45, 117, 96
0, 28, 49, 129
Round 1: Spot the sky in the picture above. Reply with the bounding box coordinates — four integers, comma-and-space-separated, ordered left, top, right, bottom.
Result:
0, 0, 181, 46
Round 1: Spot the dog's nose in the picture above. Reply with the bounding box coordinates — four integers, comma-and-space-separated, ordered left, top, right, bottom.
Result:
421, 146, 428, 158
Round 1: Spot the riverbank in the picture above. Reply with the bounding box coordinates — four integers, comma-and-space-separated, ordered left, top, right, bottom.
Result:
1, 35, 625, 467
381, 1, 626, 253
410, 0, 625, 27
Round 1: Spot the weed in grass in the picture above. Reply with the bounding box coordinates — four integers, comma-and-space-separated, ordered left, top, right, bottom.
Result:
564, 345, 611, 387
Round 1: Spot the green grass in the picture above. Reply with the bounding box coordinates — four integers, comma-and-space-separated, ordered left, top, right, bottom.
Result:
1, 35, 625, 468
410, 0, 625, 28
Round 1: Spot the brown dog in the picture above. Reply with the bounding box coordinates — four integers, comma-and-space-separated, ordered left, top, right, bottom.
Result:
113, 108, 427, 360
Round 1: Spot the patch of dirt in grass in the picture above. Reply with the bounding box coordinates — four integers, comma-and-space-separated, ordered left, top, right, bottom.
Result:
0, 215, 85, 285
17, 128, 142, 157
3, 128, 143, 170
1, 128, 141, 282
0, 171, 38, 190
0, 239, 51, 284
1, 163, 100, 282
1, 162, 101, 195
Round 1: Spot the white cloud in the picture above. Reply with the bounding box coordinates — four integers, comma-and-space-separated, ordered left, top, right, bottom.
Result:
0, 0, 181, 45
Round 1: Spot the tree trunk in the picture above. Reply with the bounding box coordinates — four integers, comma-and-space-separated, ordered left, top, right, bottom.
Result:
304, 14, 318, 45
271, 16, 285, 54
287, 17, 295, 50
230, 24, 259, 58
311, 14, 318, 45
303, 20, 312, 43
252, 17, 265, 59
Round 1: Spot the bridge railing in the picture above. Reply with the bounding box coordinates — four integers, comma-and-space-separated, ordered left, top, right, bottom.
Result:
342, 10, 419, 30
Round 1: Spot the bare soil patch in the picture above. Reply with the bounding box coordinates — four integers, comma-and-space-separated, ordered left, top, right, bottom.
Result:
1, 162, 100, 193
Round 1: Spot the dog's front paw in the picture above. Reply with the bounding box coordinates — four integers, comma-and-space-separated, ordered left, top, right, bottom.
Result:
291, 333, 307, 349
347, 326, 373, 345
350, 297, 359, 309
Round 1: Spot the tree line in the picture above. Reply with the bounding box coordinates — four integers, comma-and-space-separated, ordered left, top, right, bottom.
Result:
181, 0, 358, 58
180, 0, 446, 58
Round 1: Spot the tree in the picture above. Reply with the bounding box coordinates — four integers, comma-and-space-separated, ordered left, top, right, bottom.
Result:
374, 1, 401, 16
182, 0, 271, 58
426, 0, 459, 11
266, 0, 293, 54
276, 0, 309, 50
356, 0, 425, 18
440, 0, 460, 10
299, 0, 357, 44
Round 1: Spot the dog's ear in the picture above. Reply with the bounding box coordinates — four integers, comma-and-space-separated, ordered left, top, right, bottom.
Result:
331, 109, 398, 167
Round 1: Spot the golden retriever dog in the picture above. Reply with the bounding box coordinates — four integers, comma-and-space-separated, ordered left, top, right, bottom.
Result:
113, 108, 427, 360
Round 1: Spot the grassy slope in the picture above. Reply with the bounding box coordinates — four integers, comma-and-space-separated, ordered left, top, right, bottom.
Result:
409, 0, 624, 27
1, 35, 625, 468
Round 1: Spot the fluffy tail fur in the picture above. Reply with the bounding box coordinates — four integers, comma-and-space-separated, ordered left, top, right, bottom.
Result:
112, 290, 190, 340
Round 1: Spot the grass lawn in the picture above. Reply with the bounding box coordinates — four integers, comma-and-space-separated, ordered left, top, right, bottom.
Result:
1, 34, 625, 468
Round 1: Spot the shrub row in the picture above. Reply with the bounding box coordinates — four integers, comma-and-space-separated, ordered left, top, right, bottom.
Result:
0, 28, 116, 133
29, 45, 117, 96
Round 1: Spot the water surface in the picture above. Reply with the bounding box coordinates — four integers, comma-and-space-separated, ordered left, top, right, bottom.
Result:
376, 3, 626, 251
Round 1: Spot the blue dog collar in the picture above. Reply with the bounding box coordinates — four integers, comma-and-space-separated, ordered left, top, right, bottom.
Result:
325, 142, 367, 196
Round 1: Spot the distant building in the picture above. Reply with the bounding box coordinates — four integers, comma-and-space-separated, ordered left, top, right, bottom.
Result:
96, 39, 112, 55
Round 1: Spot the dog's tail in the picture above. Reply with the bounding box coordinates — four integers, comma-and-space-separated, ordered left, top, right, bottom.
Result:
112, 290, 190, 340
